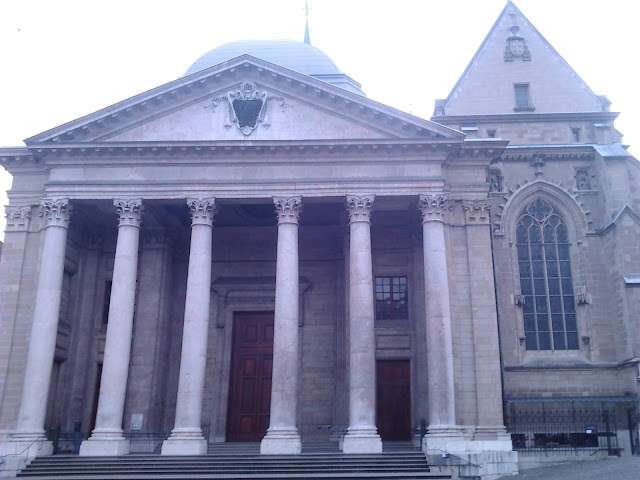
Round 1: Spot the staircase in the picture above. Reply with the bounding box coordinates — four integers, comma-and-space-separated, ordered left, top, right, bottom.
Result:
17, 442, 451, 479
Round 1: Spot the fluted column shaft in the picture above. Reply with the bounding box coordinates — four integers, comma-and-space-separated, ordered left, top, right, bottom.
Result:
13, 199, 72, 442
80, 199, 143, 456
162, 198, 216, 455
260, 196, 302, 454
342, 195, 382, 454
419, 194, 456, 430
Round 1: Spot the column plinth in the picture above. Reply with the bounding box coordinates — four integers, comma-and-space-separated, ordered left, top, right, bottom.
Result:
162, 198, 216, 456
342, 195, 382, 454
80, 199, 143, 457
261, 196, 302, 455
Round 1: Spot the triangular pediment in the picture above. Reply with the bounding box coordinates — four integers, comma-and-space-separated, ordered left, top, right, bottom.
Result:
26, 56, 462, 145
439, 1, 608, 116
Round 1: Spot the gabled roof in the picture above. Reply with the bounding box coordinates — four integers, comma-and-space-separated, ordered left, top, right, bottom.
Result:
24, 55, 462, 146
435, 1, 609, 117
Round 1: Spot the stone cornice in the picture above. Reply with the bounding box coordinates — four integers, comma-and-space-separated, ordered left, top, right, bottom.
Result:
432, 111, 620, 125
501, 151, 595, 163
20, 139, 460, 160
0, 139, 462, 170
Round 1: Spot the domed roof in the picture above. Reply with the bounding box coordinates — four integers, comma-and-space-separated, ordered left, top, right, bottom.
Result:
186, 40, 341, 76
184, 40, 364, 95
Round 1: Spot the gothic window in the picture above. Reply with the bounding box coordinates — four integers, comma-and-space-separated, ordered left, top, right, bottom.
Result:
516, 198, 579, 350
375, 276, 408, 321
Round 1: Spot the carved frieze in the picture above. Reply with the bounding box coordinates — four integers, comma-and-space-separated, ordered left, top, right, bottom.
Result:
346, 195, 374, 223
40, 198, 72, 229
462, 200, 491, 224
187, 198, 217, 226
114, 198, 143, 228
5, 205, 32, 231
418, 193, 448, 223
273, 196, 302, 225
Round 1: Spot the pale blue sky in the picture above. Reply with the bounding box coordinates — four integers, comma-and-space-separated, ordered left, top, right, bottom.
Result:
1, 0, 637, 239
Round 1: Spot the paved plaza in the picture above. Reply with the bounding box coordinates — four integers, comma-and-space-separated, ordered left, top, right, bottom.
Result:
498, 456, 640, 480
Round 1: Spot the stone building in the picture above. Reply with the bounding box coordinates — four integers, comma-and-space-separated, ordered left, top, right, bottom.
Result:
0, 2, 638, 478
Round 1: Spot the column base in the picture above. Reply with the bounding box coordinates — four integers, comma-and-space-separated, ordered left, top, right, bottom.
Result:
260, 427, 301, 454
342, 426, 382, 453
161, 428, 207, 455
0, 435, 52, 478
79, 431, 130, 456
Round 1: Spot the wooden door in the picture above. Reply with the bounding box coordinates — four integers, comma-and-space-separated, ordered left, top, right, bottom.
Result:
226, 312, 274, 441
376, 359, 412, 441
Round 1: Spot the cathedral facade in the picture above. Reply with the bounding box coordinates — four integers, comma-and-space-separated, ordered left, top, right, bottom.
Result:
0, 2, 638, 478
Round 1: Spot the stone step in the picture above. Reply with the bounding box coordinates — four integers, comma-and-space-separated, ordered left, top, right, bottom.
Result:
17, 450, 450, 479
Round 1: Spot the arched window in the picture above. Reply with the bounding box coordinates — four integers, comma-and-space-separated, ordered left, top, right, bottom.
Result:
516, 198, 579, 350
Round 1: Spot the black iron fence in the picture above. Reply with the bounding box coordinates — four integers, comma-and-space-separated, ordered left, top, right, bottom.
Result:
506, 405, 620, 455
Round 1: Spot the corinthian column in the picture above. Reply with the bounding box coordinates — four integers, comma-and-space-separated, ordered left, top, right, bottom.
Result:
261, 196, 302, 454
80, 199, 143, 456
162, 198, 217, 455
11, 199, 72, 450
419, 194, 461, 450
342, 195, 382, 454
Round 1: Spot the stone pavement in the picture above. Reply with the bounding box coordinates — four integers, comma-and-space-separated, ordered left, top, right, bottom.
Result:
497, 456, 640, 479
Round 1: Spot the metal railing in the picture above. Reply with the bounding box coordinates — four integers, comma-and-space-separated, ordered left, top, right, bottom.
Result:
506, 406, 620, 455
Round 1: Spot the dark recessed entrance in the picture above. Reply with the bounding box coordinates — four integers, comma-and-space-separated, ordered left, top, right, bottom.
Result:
376, 359, 412, 441
226, 311, 274, 441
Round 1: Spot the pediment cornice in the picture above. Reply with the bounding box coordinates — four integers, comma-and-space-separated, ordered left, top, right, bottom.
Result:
17, 139, 461, 163
25, 56, 462, 145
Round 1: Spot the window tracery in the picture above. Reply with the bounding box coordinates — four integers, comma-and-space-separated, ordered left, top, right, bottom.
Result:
515, 198, 579, 350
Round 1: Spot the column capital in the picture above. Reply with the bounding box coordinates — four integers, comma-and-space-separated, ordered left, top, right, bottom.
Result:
273, 196, 302, 225
40, 198, 72, 229
419, 193, 447, 223
462, 200, 491, 225
187, 198, 217, 226
114, 198, 143, 228
5, 205, 32, 232
346, 195, 374, 224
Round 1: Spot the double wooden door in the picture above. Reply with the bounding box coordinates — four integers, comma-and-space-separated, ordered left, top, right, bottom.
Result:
226, 312, 274, 441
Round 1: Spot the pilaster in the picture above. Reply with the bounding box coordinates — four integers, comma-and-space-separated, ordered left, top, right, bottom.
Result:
1, 198, 72, 467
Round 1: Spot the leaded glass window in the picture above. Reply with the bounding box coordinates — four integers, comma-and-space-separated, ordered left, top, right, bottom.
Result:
375, 276, 408, 321
516, 198, 579, 350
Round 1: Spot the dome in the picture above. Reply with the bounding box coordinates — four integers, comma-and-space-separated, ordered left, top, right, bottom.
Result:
186, 40, 341, 76
184, 40, 363, 95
